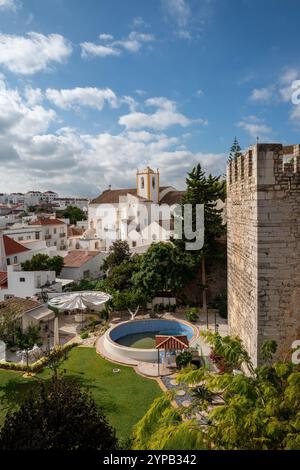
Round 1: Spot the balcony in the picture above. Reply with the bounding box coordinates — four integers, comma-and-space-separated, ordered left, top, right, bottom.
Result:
59, 233, 66, 238
45, 234, 52, 240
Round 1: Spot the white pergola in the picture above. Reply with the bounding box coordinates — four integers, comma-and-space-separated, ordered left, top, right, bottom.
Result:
48, 291, 111, 346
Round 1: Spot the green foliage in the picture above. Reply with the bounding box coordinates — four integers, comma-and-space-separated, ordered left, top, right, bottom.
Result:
15, 325, 42, 351
21, 253, 64, 275
203, 331, 253, 374
133, 393, 206, 450
135, 334, 300, 450
80, 332, 89, 340
186, 307, 199, 323
106, 256, 140, 291
180, 163, 226, 257
0, 343, 78, 373
228, 136, 242, 162
176, 351, 193, 369
133, 242, 194, 297
0, 375, 118, 450
102, 240, 130, 272
112, 289, 148, 312
0, 306, 20, 347
63, 205, 86, 224
47, 256, 65, 276
261, 340, 278, 363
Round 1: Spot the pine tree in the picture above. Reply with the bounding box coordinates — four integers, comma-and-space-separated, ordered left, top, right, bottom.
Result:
180, 164, 226, 322
228, 137, 242, 162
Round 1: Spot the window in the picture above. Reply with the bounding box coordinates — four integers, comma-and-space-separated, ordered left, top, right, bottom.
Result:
35, 232, 40, 240
13, 256, 18, 264
83, 270, 90, 279
141, 177, 145, 189
152, 177, 156, 189
6, 258, 10, 265
19, 278, 26, 283
54, 228, 57, 234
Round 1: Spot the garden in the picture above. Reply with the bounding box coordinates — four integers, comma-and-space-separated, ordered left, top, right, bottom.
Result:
0, 347, 162, 441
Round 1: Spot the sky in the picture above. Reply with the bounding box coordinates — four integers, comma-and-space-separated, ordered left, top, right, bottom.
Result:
0, 0, 300, 197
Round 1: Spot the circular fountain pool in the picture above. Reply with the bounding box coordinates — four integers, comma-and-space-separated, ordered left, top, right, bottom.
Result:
103, 319, 196, 364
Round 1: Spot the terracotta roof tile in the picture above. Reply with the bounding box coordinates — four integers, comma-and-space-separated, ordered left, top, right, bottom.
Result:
0, 297, 42, 316
159, 191, 185, 205
63, 250, 100, 268
30, 218, 65, 226
0, 272, 7, 287
3, 235, 30, 256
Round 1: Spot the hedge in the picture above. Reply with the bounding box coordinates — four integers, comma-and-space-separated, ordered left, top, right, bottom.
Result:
0, 342, 78, 373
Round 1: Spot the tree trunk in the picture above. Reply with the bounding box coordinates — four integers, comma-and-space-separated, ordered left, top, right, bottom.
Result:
201, 256, 208, 328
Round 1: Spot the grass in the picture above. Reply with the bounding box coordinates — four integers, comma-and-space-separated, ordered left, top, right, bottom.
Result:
0, 347, 162, 441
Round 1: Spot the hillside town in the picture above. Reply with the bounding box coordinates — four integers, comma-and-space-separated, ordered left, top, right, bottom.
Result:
0, 0, 299, 459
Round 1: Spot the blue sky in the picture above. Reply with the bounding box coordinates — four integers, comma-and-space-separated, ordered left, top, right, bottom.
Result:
0, 0, 299, 196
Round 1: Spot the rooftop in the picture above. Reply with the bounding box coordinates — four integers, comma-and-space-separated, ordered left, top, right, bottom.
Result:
30, 218, 66, 226
0, 272, 7, 288
3, 235, 30, 256
0, 297, 42, 316
63, 250, 100, 268
90, 186, 182, 205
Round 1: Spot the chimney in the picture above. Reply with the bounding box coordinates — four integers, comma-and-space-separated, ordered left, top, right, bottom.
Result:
0, 233, 7, 271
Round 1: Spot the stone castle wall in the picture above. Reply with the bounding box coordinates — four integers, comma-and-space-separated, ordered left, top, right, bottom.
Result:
227, 143, 300, 366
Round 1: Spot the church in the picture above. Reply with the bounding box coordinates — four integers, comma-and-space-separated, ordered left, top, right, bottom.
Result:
85, 167, 184, 252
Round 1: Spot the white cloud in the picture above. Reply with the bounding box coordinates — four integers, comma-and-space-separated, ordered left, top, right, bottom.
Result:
99, 33, 114, 41
162, 0, 190, 28
237, 115, 273, 141
24, 86, 43, 106
250, 86, 274, 102
0, 32, 72, 75
46, 87, 119, 110
113, 31, 155, 53
162, 0, 191, 39
80, 42, 120, 58
196, 89, 204, 97
119, 96, 205, 130
121, 96, 138, 112
0, 77, 222, 196
81, 31, 155, 59
0, 0, 18, 11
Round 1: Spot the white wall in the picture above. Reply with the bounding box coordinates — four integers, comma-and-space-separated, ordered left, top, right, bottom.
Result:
60, 253, 105, 281
0, 265, 59, 300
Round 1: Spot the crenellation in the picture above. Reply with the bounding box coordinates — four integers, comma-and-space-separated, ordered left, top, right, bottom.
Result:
227, 142, 300, 366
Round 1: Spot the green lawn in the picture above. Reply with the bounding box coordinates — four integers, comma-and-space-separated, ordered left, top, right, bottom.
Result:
0, 347, 162, 440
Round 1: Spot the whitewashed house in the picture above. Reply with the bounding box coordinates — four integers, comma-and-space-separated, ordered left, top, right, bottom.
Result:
30, 218, 67, 251
0, 264, 63, 301
59, 251, 104, 281
87, 167, 184, 252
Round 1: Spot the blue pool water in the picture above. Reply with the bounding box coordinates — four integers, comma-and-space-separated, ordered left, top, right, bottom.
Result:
110, 319, 194, 349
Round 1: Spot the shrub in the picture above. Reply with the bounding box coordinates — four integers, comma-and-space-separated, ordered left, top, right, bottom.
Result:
0, 343, 78, 372
80, 332, 89, 340
176, 350, 193, 369
186, 307, 199, 323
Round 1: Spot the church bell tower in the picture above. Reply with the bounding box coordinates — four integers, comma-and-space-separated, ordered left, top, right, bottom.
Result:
136, 167, 160, 203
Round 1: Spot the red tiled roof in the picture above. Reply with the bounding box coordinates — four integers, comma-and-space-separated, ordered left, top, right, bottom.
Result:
90, 187, 175, 205
30, 218, 65, 226
63, 250, 100, 268
0, 272, 7, 288
3, 235, 30, 256
0, 297, 42, 316
156, 335, 189, 350
159, 191, 185, 205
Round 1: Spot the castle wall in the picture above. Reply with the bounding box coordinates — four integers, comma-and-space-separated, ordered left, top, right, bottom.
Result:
227, 143, 300, 366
